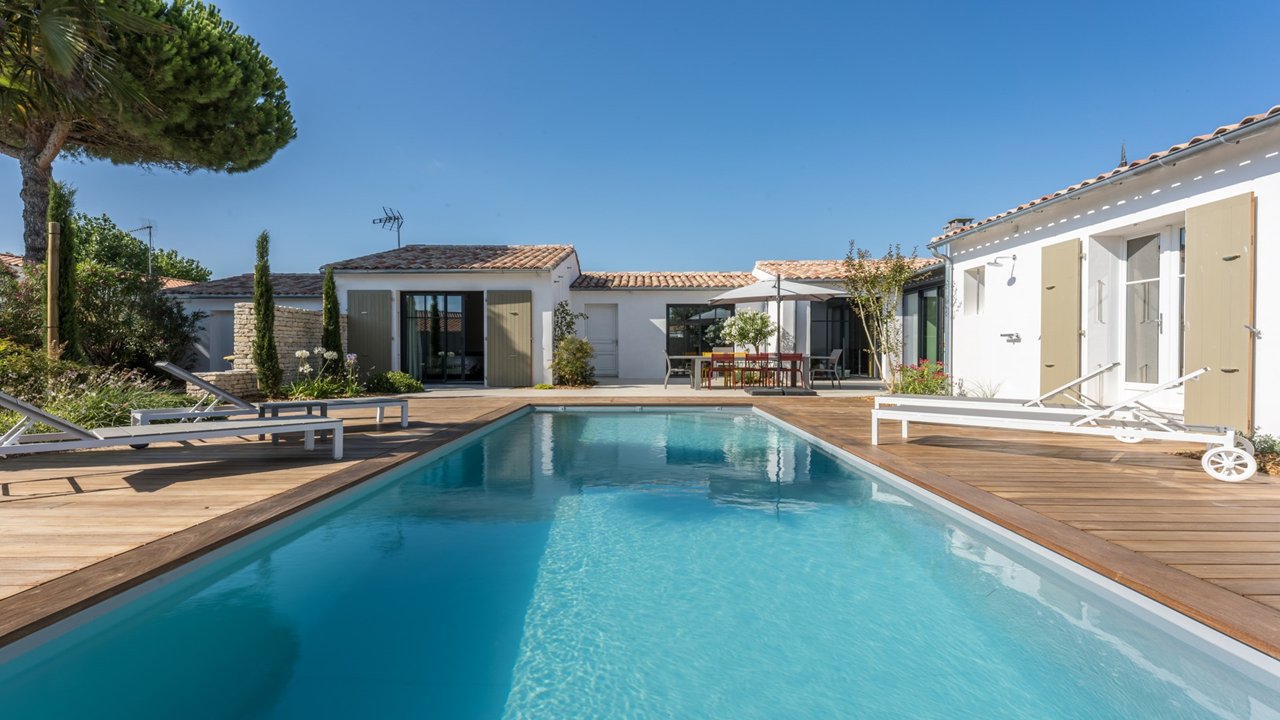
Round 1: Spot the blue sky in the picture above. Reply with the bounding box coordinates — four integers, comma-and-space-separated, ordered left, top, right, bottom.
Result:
3, 0, 1279, 276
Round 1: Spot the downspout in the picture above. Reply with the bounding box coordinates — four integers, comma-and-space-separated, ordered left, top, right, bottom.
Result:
929, 243, 953, 372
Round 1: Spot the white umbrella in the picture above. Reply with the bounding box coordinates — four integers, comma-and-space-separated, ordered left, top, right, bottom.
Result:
708, 275, 842, 355
708, 276, 841, 306
707, 275, 842, 391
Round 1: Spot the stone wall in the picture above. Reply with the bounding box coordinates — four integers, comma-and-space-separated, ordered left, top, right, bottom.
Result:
231, 302, 348, 384
189, 369, 259, 400
184, 302, 346, 399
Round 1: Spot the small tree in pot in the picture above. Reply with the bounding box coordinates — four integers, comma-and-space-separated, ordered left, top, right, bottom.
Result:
720, 310, 776, 354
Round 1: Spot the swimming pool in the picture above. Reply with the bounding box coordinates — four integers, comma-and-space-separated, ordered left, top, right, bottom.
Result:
2, 408, 1278, 718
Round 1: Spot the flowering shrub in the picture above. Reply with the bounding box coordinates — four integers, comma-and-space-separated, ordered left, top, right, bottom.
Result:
284, 347, 361, 399
895, 359, 950, 395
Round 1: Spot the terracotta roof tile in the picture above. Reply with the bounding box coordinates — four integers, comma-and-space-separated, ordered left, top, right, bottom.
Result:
571, 271, 756, 289
754, 258, 938, 281
166, 273, 322, 297
0, 252, 20, 273
933, 104, 1280, 243
327, 244, 576, 272
158, 276, 196, 289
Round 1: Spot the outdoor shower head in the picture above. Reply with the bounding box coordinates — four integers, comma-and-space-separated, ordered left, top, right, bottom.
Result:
987, 254, 1017, 267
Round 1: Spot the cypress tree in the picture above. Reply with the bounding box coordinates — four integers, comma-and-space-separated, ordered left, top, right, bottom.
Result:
252, 231, 282, 396
48, 181, 79, 360
320, 267, 342, 376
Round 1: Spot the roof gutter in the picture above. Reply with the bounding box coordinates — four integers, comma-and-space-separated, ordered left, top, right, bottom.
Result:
928, 111, 1280, 250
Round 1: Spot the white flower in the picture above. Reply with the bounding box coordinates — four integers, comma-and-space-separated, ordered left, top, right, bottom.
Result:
344, 353, 358, 363
295, 350, 311, 359
298, 362, 313, 375
324, 351, 339, 360
314, 346, 325, 355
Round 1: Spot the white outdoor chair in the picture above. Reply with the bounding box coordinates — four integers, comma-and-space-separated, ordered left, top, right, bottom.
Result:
0, 390, 344, 459
809, 349, 843, 387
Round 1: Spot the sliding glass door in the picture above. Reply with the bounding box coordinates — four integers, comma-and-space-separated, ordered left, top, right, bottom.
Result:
402, 292, 484, 383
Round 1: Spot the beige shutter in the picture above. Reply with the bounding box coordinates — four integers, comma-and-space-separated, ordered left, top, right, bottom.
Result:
486, 290, 533, 387
346, 290, 392, 378
1040, 239, 1082, 402
1184, 193, 1256, 430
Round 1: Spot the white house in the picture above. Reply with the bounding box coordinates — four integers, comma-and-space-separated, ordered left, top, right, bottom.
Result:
168, 273, 322, 371
314, 244, 937, 387
933, 104, 1280, 434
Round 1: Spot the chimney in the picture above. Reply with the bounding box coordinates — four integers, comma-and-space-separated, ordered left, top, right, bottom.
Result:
943, 217, 974, 234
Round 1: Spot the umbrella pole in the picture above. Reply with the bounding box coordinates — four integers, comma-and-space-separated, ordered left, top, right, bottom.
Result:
776, 276, 783, 385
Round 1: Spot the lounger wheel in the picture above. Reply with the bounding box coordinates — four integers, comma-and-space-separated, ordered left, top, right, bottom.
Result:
1234, 436, 1256, 455
1114, 434, 1143, 444
1201, 446, 1257, 483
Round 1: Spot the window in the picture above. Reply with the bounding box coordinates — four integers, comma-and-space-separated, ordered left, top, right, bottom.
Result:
963, 266, 985, 315
1124, 235, 1161, 383
666, 304, 732, 357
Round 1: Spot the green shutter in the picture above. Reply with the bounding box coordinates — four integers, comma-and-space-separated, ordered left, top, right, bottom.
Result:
1040, 239, 1082, 402
486, 290, 533, 387
1184, 193, 1256, 431
346, 290, 392, 378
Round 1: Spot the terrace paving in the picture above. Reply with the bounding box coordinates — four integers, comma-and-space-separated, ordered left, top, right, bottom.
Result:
1, 395, 1278, 658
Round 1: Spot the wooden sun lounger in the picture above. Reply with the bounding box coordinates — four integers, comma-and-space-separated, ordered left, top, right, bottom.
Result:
139, 362, 409, 428
0, 390, 344, 460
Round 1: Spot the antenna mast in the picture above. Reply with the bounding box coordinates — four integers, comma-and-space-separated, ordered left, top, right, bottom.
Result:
371, 207, 405, 248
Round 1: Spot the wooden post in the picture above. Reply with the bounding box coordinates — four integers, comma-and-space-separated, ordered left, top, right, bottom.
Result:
45, 221, 60, 358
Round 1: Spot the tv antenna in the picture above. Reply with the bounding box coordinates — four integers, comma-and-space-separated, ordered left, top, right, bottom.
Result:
372, 207, 405, 248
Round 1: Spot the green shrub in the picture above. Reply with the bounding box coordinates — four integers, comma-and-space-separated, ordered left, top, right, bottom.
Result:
549, 337, 597, 387
896, 359, 949, 395
0, 262, 202, 369
366, 371, 424, 394
1250, 431, 1279, 455
533, 383, 554, 390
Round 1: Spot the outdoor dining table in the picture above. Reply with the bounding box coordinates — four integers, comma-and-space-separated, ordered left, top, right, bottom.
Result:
671, 354, 813, 390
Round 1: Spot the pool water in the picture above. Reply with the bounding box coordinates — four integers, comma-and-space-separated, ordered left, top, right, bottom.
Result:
2, 410, 1278, 719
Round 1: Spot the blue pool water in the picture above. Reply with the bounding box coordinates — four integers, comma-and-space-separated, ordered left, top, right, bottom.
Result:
2, 410, 1279, 719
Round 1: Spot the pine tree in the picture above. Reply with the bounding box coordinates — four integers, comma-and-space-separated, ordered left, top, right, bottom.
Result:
320, 267, 342, 376
252, 231, 282, 396
2, 1, 296, 263
48, 180, 79, 360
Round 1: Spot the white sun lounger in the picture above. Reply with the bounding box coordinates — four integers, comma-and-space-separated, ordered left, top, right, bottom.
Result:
871, 370, 1257, 482
135, 362, 409, 428
876, 362, 1121, 416
0, 390, 344, 459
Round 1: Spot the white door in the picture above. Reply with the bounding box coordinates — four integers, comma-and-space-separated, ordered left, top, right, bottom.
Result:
584, 304, 619, 377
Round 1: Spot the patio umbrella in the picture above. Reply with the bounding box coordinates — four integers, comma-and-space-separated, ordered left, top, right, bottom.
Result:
708, 275, 842, 353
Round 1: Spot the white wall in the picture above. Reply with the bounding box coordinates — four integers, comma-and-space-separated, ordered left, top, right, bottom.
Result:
567, 289, 737, 379
942, 133, 1280, 431
177, 296, 322, 371
334, 269, 561, 385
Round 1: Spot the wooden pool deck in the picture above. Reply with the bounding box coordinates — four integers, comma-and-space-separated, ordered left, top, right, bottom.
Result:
1, 396, 1278, 658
